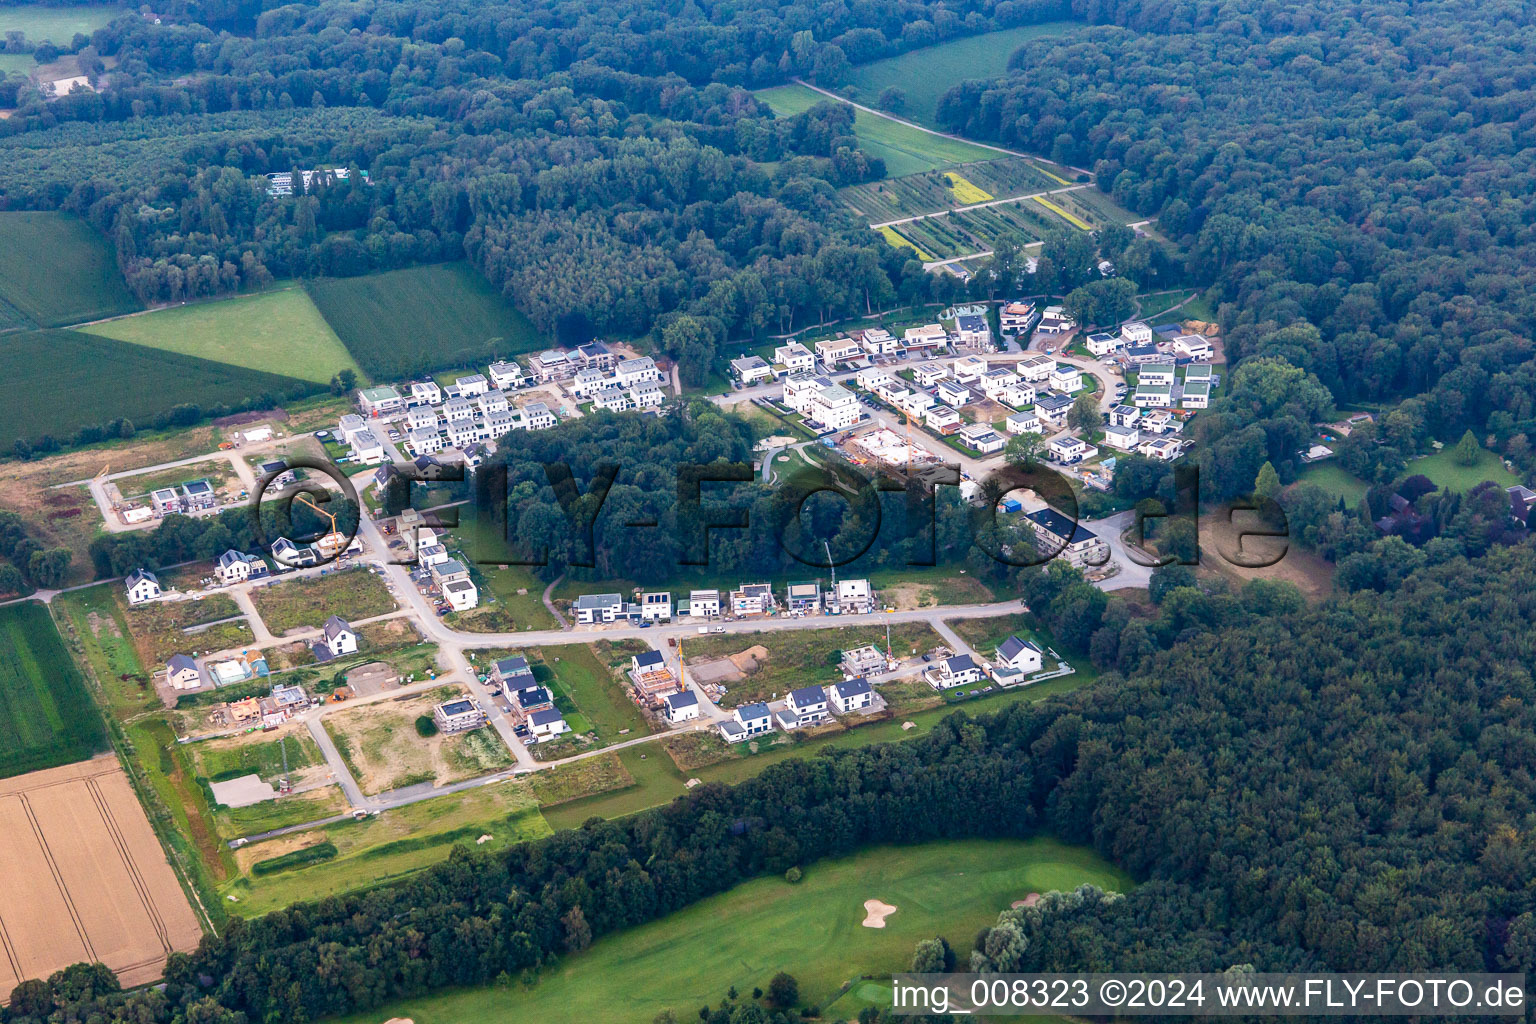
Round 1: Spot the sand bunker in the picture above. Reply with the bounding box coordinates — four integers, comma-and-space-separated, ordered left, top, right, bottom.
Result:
1011, 892, 1042, 909
862, 899, 897, 928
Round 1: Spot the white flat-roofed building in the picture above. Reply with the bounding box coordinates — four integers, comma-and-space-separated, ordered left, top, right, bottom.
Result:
531, 349, 578, 382
1047, 435, 1094, 464
593, 386, 634, 412
409, 381, 443, 406
688, 589, 721, 618
337, 413, 368, 446
1103, 424, 1141, 451
952, 355, 988, 383
934, 379, 971, 407
1050, 364, 1083, 393
999, 300, 1036, 331
831, 578, 873, 614
782, 373, 825, 415
1173, 334, 1213, 359
731, 355, 774, 385
894, 389, 934, 417
574, 592, 629, 624
433, 697, 487, 733
856, 367, 895, 392
903, 324, 948, 350
730, 583, 775, 616
1141, 437, 1182, 461
406, 406, 439, 432
958, 424, 1006, 454
1181, 380, 1212, 409
641, 592, 672, 620
1139, 362, 1177, 387
1134, 383, 1173, 408
774, 342, 815, 374
1120, 321, 1153, 346
1085, 331, 1123, 357
814, 336, 862, 367
358, 386, 404, 416
913, 362, 948, 386
455, 373, 490, 397
1015, 353, 1054, 383
925, 405, 962, 432
1005, 409, 1041, 435
488, 360, 526, 390
1108, 404, 1140, 428
351, 430, 385, 464
443, 578, 479, 611
809, 384, 860, 431
860, 327, 900, 355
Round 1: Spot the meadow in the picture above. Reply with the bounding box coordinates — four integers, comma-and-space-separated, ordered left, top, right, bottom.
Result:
1407, 446, 1520, 492
248, 568, 396, 636
840, 22, 1086, 126
0, 329, 317, 449
754, 84, 998, 176
0, 211, 140, 326
305, 262, 545, 380
80, 288, 364, 384
0, 4, 124, 44
338, 838, 1131, 1024
0, 601, 108, 778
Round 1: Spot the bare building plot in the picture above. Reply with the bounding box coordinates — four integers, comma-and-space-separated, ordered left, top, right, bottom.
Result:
0, 757, 203, 996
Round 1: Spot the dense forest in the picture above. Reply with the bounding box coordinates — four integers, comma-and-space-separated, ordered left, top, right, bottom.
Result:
10, 544, 1536, 1022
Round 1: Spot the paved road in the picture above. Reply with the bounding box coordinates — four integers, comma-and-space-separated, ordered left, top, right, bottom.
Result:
305, 716, 367, 806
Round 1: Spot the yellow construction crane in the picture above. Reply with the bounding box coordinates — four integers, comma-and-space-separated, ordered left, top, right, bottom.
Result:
293, 492, 346, 557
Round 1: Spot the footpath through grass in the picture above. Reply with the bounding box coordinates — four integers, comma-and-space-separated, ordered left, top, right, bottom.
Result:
339, 837, 1131, 1024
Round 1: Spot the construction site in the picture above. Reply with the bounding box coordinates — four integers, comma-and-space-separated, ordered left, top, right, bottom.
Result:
843, 427, 941, 470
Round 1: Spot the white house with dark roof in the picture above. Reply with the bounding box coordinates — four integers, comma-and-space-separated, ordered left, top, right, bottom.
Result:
1085, 331, 1123, 357
216, 549, 261, 584
641, 591, 672, 620
663, 690, 700, 723
1103, 424, 1141, 452
165, 654, 202, 690
730, 355, 774, 385
125, 569, 161, 605
958, 424, 1006, 454
1027, 507, 1108, 567
615, 356, 661, 385
321, 616, 357, 658
443, 578, 479, 611
528, 707, 570, 742
455, 373, 490, 397
1005, 409, 1041, 435
1108, 404, 1140, 428
934, 379, 971, 408
1047, 435, 1094, 464
492, 656, 536, 690
955, 314, 992, 348
786, 685, 830, 725
995, 635, 1043, 674
829, 677, 874, 714
574, 593, 630, 624
928, 654, 983, 689
517, 402, 557, 430
724, 702, 773, 741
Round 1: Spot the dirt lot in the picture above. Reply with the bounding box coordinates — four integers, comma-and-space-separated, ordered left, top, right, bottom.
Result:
1199, 508, 1335, 600
323, 688, 514, 795
0, 756, 203, 995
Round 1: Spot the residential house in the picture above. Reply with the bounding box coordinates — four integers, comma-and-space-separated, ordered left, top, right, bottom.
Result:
786, 685, 830, 726
721, 702, 773, 743
455, 373, 490, 397
629, 650, 677, 703
476, 391, 510, 417
840, 644, 887, 677
433, 697, 487, 733
934, 379, 972, 408
350, 429, 385, 464
999, 300, 1036, 332
774, 342, 815, 374
574, 593, 629, 624
358, 386, 404, 416
995, 635, 1043, 674
781, 373, 827, 415
955, 314, 992, 348
855, 367, 895, 393
150, 488, 183, 516
592, 386, 634, 412
902, 324, 949, 352
1123, 343, 1161, 365
409, 381, 443, 406
1139, 361, 1177, 387
509, 685, 553, 723
859, 327, 900, 355
615, 356, 662, 385
1508, 485, 1536, 522
688, 589, 721, 618
928, 654, 984, 689
409, 428, 446, 455
528, 707, 570, 742
958, 424, 1006, 454
730, 583, 775, 616
1027, 506, 1108, 567
1102, 424, 1141, 451
1085, 331, 1123, 357
924, 405, 962, 432
1035, 306, 1076, 335
1047, 435, 1093, 464
217, 549, 255, 584
271, 537, 318, 567
337, 413, 369, 446
487, 360, 526, 390
182, 479, 216, 511
406, 406, 440, 432
730, 355, 774, 385
443, 578, 479, 611
785, 581, 821, 613
1173, 333, 1213, 360
830, 578, 874, 614
894, 389, 934, 417
1142, 410, 1176, 434
952, 355, 988, 383
125, 569, 161, 605
1133, 383, 1173, 408
807, 384, 861, 431
442, 397, 476, 424
829, 677, 875, 714
491, 656, 536, 691
1033, 391, 1075, 425
1184, 363, 1214, 384
530, 349, 578, 382
518, 402, 557, 430
165, 654, 202, 690
1181, 380, 1211, 409
1120, 321, 1153, 346
1140, 438, 1182, 461
569, 366, 610, 399
640, 592, 672, 621
428, 556, 468, 585
631, 381, 667, 408
1050, 363, 1083, 393
913, 362, 949, 386
1108, 404, 1140, 428
320, 616, 357, 658
1005, 409, 1041, 435
980, 367, 1019, 401
663, 690, 700, 723
578, 341, 616, 371
1015, 353, 1054, 383
814, 337, 861, 367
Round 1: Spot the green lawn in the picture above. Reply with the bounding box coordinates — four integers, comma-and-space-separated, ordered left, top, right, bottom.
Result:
0, 4, 124, 44
754, 84, 1000, 176
0, 53, 37, 75
1295, 461, 1370, 505
1137, 289, 1195, 323
0, 601, 108, 778
1407, 446, 1520, 492
0, 211, 140, 326
338, 838, 1131, 1024
535, 643, 655, 741
841, 22, 1086, 126
305, 262, 545, 380
79, 288, 364, 384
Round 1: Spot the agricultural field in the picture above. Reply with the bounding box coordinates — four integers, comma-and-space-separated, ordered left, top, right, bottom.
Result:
682, 622, 945, 707
338, 837, 1131, 1024
754, 84, 999, 176
0, 601, 108, 778
0, 759, 204, 993
219, 780, 551, 916
79, 288, 364, 384
1032, 194, 1092, 230
840, 22, 1086, 126
0, 328, 318, 451
839, 158, 1060, 223
323, 687, 515, 795
944, 171, 993, 204
0, 211, 140, 326
305, 262, 545, 380
0, 4, 125, 44
875, 195, 1069, 262
249, 568, 397, 636
878, 225, 933, 261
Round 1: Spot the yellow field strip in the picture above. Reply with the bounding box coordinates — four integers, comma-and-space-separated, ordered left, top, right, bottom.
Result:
1032, 195, 1092, 230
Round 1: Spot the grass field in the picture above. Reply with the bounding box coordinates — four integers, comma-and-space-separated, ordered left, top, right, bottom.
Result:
123, 593, 248, 664
0, 4, 124, 44
80, 288, 364, 384
305, 262, 545, 380
1294, 461, 1370, 505
754, 84, 999, 176
527, 642, 656, 743
249, 569, 396, 636
0, 212, 140, 326
0, 328, 318, 450
0, 52, 36, 75
0, 602, 107, 778
1407, 446, 1521, 492
340, 837, 1130, 1024
841, 22, 1085, 126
